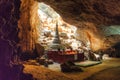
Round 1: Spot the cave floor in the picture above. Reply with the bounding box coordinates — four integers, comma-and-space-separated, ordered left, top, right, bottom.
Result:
24, 58, 120, 80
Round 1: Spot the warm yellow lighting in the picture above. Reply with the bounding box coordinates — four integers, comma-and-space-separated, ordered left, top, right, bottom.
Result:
85, 30, 104, 51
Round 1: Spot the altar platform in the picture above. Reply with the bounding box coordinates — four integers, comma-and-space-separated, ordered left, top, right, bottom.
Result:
47, 50, 84, 63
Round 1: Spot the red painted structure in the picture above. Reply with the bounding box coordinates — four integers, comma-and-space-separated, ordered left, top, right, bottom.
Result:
47, 50, 84, 63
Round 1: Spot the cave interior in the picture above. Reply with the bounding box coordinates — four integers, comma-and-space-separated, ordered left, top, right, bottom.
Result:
0, 0, 120, 80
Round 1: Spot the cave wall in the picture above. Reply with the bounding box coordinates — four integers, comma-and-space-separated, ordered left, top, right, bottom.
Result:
76, 22, 104, 51
37, 0, 120, 26
18, 0, 120, 51
0, 0, 35, 80
18, 0, 40, 52
0, 1, 120, 79
0, 0, 23, 80
37, 0, 120, 50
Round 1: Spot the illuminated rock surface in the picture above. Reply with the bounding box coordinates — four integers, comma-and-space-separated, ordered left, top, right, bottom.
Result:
18, 0, 120, 51
0, 0, 120, 80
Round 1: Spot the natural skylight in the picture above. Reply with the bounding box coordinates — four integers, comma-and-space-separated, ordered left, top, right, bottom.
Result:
37, 3, 82, 50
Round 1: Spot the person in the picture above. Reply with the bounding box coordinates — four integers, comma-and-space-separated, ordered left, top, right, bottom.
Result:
82, 45, 90, 60
44, 50, 48, 67
78, 47, 84, 53
84, 50, 90, 60
99, 50, 104, 60
57, 48, 62, 54
89, 50, 97, 61
58, 48, 61, 51
74, 53, 78, 61
62, 48, 65, 54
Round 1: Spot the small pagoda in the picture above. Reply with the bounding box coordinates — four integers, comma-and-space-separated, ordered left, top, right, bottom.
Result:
49, 22, 64, 50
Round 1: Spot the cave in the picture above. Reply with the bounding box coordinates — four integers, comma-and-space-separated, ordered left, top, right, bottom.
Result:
0, 0, 120, 80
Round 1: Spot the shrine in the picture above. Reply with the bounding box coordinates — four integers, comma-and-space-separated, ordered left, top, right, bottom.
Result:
1, 0, 120, 80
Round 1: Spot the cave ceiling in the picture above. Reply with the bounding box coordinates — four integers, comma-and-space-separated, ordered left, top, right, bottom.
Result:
36, 0, 120, 27
19, 0, 120, 51
34, 0, 120, 50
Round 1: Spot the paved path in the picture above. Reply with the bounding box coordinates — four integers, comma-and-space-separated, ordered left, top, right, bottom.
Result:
85, 67, 120, 80
65, 58, 120, 80
24, 58, 120, 80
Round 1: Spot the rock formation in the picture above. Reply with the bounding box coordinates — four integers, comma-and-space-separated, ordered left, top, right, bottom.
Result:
19, 0, 120, 51
0, 0, 120, 79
